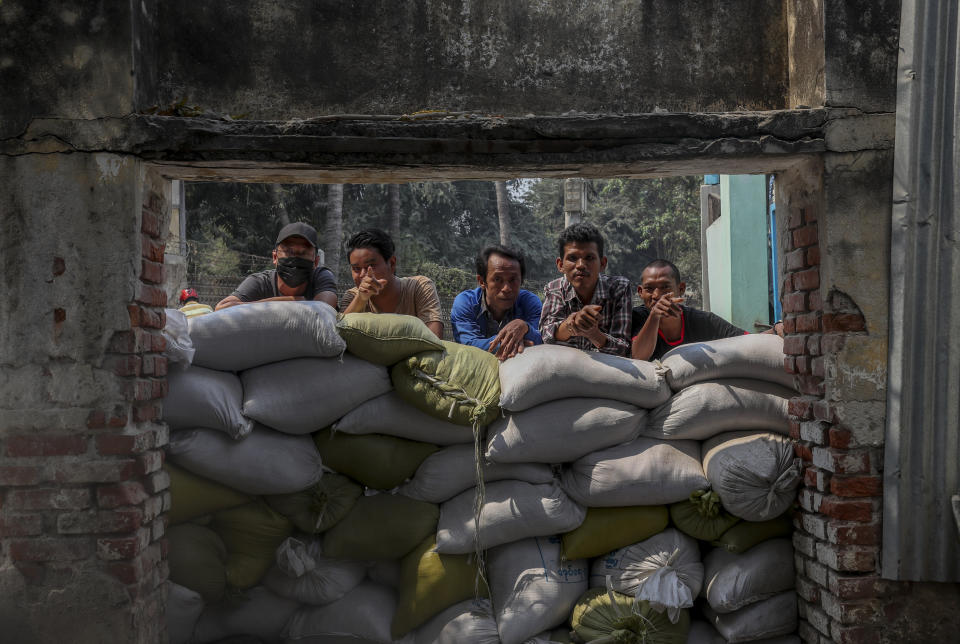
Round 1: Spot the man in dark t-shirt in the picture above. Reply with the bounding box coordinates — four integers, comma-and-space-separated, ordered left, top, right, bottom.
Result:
215, 222, 338, 311
630, 259, 749, 361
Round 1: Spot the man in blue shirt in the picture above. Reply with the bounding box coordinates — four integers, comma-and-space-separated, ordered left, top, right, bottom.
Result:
451, 245, 543, 361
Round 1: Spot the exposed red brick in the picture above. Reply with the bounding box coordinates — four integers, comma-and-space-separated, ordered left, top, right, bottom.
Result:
5, 487, 91, 511
819, 496, 874, 522
53, 459, 137, 484
0, 466, 44, 486
789, 420, 801, 441
822, 313, 866, 333
97, 529, 150, 561
137, 450, 163, 476
140, 210, 160, 237
782, 317, 796, 334
793, 225, 818, 248
796, 576, 821, 604
809, 288, 823, 311
784, 356, 797, 374
140, 259, 165, 285
822, 334, 847, 354
136, 284, 167, 308
0, 514, 44, 537
783, 334, 809, 356
829, 427, 853, 449
107, 560, 142, 585
828, 519, 881, 545
806, 245, 821, 266
813, 400, 835, 422
142, 236, 165, 263
785, 248, 807, 271
795, 442, 813, 462
97, 482, 149, 509
108, 330, 137, 354
789, 397, 814, 420
811, 356, 825, 378
782, 291, 807, 313
830, 475, 883, 498
797, 374, 825, 396
813, 447, 871, 474
5, 434, 88, 458
781, 273, 793, 293
794, 267, 820, 291
9, 537, 93, 562
95, 432, 151, 456
108, 353, 141, 377
805, 466, 832, 492
129, 305, 165, 330
795, 355, 811, 374
828, 573, 892, 601
141, 355, 168, 378
833, 624, 881, 644
806, 334, 822, 356
99, 508, 145, 533
795, 312, 821, 333
816, 543, 879, 573
132, 401, 162, 422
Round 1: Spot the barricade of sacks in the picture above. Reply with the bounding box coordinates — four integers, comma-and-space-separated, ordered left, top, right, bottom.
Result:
161, 302, 801, 644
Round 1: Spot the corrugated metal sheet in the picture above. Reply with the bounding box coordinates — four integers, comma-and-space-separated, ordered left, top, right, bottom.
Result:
884, 0, 960, 581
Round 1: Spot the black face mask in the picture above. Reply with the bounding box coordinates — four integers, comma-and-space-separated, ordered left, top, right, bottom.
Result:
276, 256, 314, 287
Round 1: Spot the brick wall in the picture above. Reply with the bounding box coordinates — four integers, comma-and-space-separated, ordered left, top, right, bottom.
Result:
779, 171, 888, 644
0, 162, 170, 643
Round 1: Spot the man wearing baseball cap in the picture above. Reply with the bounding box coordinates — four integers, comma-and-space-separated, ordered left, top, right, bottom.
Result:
215, 222, 338, 310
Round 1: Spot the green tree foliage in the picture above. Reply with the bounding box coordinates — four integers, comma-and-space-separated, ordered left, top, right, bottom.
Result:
184, 177, 703, 302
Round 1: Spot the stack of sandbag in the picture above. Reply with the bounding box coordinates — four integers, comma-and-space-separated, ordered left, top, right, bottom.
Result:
164, 309, 511, 643
161, 306, 803, 644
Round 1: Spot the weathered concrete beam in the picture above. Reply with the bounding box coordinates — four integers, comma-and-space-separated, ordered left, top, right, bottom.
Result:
1, 109, 892, 182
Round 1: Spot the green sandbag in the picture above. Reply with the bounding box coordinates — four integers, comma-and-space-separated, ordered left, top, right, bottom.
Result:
391, 535, 489, 638
265, 472, 363, 533
571, 588, 690, 644
213, 500, 294, 590
562, 506, 669, 560
322, 493, 439, 560
670, 490, 740, 541
337, 312, 444, 365
391, 341, 501, 427
313, 430, 439, 490
166, 462, 251, 526
711, 512, 794, 553
167, 523, 228, 603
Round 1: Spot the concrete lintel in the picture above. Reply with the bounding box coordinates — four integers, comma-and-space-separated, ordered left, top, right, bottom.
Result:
1, 110, 833, 178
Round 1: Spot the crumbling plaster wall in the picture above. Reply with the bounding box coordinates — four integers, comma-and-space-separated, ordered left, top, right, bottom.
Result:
150, 0, 790, 118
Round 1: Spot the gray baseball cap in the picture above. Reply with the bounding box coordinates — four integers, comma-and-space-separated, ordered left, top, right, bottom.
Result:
276, 222, 318, 248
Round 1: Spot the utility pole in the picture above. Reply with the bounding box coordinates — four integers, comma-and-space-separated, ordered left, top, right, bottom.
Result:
563, 178, 585, 227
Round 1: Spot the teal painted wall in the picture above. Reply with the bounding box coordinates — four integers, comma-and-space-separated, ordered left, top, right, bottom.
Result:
705, 175, 770, 330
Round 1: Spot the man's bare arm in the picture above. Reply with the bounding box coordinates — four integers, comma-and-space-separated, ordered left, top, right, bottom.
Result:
215, 295, 244, 310
426, 321, 444, 339
313, 291, 339, 310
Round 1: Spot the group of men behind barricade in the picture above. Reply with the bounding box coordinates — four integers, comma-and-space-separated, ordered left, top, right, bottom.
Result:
181, 220, 782, 358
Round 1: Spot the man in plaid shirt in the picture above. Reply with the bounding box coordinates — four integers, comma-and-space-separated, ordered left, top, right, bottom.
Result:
539, 223, 632, 356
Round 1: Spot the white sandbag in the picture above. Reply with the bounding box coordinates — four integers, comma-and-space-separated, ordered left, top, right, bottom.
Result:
165, 581, 204, 644
399, 444, 555, 504
701, 591, 798, 643
662, 334, 795, 391
702, 431, 801, 522
702, 538, 795, 613
414, 598, 499, 644
163, 365, 253, 439
189, 300, 345, 371
163, 309, 196, 368
333, 391, 476, 445
498, 344, 670, 411
644, 379, 792, 441
284, 580, 411, 644
436, 480, 586, 554
561, 437, 708, 507
192, 585, 300, 644
242, 355, 392, 434
590, 528, 703, 623
489, 536, 588, 644
167, 425, 323, 495
262, 537, 367, 606
486, 398, 646, 464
